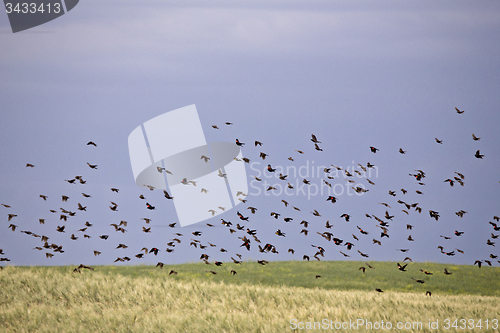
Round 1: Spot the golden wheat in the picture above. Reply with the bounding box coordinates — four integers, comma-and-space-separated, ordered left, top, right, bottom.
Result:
0, 266, 498, 332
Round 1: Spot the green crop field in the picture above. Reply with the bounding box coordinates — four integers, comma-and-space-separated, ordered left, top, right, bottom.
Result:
1, 261, 499, 332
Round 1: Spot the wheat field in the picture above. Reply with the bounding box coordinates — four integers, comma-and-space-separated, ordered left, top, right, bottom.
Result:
1, 263, 499, 332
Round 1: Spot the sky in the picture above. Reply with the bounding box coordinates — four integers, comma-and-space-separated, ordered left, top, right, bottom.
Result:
1, 0, 500, 267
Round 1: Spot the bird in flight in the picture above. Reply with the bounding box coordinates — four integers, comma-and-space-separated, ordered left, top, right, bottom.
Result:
275, 229, 286, 237
311, 134, 321, 143
340, 213, 350, 222
397, 263, 408, 271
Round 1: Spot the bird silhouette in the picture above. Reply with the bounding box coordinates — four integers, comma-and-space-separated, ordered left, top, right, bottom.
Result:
340, 213, 350, 222
397, 263, 408, 271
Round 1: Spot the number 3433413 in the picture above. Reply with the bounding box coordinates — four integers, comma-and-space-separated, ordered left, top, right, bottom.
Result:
5, 2, 61, 14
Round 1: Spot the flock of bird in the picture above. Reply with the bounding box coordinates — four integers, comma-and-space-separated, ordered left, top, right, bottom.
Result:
1, 107, 498, 294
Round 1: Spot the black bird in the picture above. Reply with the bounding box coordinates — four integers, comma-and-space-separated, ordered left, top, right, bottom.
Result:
237, 211, 249, 221
146, 203, 155, 210
326, 196, 337, 203
270, 212, 280, 219
429, 210, 440, 221
397, 263, 408, 271
370, 146, 379, 153
246, 228, 257, 235
475, 150, 484, 159
235, 139, 245, 146
267, 164, 276, 172
240, 239, 250, 251
357, 226, 368, 235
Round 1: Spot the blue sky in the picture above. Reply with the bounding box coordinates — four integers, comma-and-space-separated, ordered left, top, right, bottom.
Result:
1, 0, 499, 267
